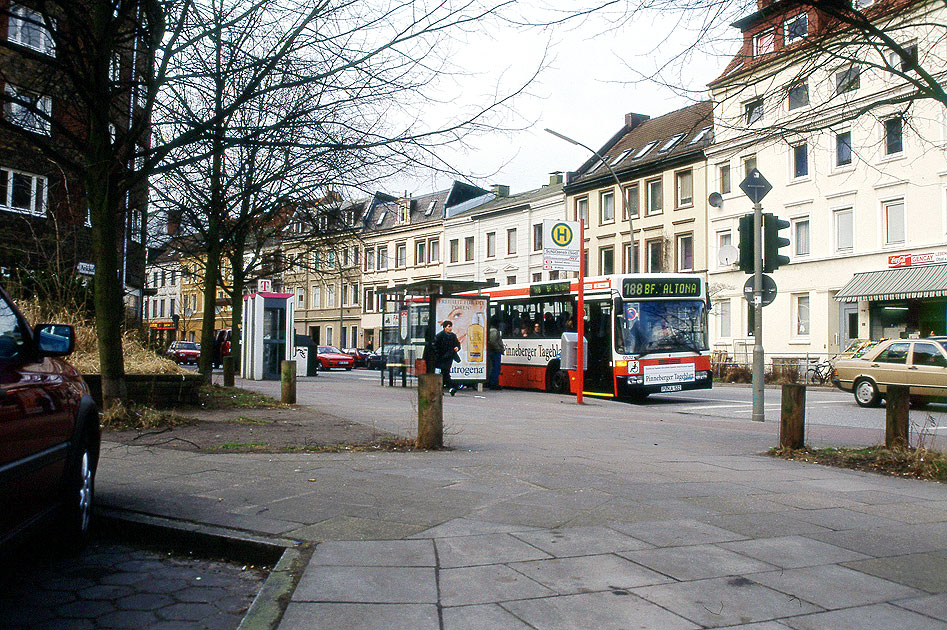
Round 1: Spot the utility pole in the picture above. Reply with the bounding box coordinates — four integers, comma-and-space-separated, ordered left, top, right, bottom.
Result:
752, 200, 764, 423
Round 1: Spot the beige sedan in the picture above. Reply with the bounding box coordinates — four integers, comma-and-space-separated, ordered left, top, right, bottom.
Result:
832, 338, 947, 407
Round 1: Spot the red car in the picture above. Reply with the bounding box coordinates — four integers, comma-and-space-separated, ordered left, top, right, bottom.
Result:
317, 346, 354, 370
0, 284, 100, 551
167, 340, 200, 365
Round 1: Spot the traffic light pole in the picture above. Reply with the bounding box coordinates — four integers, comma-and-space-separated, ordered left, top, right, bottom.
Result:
752, 201, 764, 423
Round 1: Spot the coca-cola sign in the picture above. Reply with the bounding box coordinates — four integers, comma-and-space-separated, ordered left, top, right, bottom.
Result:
889, 252, 947, 268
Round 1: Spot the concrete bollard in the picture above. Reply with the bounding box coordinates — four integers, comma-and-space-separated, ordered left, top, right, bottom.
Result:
886, 385, 909, 449
281, 360, 296, 405
223, 356, 235, 387
417, 373, 443, 449
779, 383, 806, 450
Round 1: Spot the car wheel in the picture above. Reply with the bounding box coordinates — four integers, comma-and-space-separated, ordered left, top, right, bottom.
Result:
854, 378, 881, 408
58, 430, 97, 551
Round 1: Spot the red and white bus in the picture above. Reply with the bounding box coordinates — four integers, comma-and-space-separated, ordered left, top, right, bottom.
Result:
468, 273, 711, 400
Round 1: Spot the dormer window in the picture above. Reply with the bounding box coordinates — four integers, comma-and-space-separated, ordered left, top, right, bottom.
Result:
753, 29, 776, 56
659, 133, 686, 152
610, 149, 633, 166
425, 200, 437, 216
785, 13, 808, 44
375, 210, 387, 226
688, 126, 712, 145
633, 141, 658, 159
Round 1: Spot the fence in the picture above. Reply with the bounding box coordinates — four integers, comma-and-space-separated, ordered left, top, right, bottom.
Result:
711, 351, 833, 385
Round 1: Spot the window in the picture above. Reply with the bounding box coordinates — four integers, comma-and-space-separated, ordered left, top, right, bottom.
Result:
549, 270, 560, 280
485, 277, 495, 286
377, 246, 387, 270
8, 4, 54, 55
835, 208, 854, 252
297, 287, 305, 308
506, 275, 516, 285
719, 299, 731, 338
326, 327, 333, 346
429, 238, 439, 263
584, 249, 589, 275
364, 288, 374, 312
351, 283, 358, 305
677, 234, 694, 272
395, 243, 407, 267
415, 240, 425, 265
913, 343, 947, 367
4, 86, 51, 134
647, 239, 663, 272
835, 130, 853, 166
532, 272, 542, 283
129, 209, 142, 242
507, 228, 517, 255
876, 342, 910, 364
795, 294, 810, 336
646, 178, 663, 215
745, 99, 763, 125
891, 43, 919, 72
342, 284, 349, 306
794, 218, 810, 256
576, 197, 588, 227
717, 231, 732, 268
342, 247, 350, 267
486, 232, 496, 258
854, 0, 875, 8
0, 168, 46, 216
159, 299, 165, 318
788, 82, 809, 110
312, 286, 320, 309
326, 285, 335, 307
633, 141, 658, 159
883, 199, 905, 245
792, 143, 808, 179
464, 236, 474, 261
785, 13, 808, 43
623, 242, 639, 273
365, 247, 375, 271
449, 238, 459, 262
743, 155, 757, 178
675, 170, 693, 207
600, 191, 614, 223
753, 29, 775, 56
624, 184, 639, 218
533, 224, 542, 251
660, 133, 686, 152
170, 271, 176, 285
836, 66, 860, 94
884, 117, 903, 155
600, 246, 614, 275
718, 163, 731, 194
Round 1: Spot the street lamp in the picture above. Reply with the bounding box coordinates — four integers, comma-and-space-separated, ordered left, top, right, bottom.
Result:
544, 128, 632, 236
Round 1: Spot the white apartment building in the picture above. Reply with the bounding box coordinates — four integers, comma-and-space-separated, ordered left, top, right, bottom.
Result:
443, 176, 566, 286
706, 0, 947, 361
142, 245, 181, 348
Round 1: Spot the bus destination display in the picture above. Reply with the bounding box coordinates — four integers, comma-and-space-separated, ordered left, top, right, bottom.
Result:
622, 278, 701, 298
530, 281, 572, 297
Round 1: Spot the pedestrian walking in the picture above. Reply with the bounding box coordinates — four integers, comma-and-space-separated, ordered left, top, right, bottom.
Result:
434, 320, 461, 396
487, 318, 504, 390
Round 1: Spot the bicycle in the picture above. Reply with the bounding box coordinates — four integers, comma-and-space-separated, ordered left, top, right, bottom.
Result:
806, 359, 833, 385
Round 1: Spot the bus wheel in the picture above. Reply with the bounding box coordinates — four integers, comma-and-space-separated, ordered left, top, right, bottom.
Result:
629, 392, 650, 404
549, 370, 570, 394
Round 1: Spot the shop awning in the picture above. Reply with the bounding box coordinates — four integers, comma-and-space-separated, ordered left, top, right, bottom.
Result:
835, 264, 947, 302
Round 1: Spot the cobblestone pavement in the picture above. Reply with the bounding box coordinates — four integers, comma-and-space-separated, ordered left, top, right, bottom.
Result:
0, 537, 266, 630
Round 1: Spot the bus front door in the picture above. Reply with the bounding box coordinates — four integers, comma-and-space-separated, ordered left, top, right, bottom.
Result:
583, 301, 613, 395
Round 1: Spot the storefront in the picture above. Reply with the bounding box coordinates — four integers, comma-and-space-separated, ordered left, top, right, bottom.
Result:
836, 258, 947, 341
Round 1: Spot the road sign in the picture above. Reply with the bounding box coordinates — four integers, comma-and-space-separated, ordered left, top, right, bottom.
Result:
739, 168, 772, 204
743, 274, 777, 307
543, 219, 581, 272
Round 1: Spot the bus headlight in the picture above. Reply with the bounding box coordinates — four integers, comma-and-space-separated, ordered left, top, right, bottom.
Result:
696, 370, 710, 380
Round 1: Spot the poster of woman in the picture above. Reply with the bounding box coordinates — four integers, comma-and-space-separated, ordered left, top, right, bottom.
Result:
434, 297, 488, 382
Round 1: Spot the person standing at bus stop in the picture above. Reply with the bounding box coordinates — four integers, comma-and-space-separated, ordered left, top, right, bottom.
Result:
487, 318, 504, 390
434, 320, 461, 396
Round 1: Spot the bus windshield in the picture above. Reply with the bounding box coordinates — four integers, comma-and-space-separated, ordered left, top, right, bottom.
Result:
616, 300, 708, 356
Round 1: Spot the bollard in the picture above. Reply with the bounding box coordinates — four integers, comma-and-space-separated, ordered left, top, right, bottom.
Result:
417, 373, 443, 449
281, 360, 296, 405
779, 383, 806, 450
223, 356, 234, 387
886, 385, 909, 449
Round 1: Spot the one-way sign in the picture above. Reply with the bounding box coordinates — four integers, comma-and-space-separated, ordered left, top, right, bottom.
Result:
739, 168, 772, 204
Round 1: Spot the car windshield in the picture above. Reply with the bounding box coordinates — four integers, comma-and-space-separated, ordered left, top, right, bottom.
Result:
177, 342, 198, 350
319, 346, 342, 354
616, 300, 708, 356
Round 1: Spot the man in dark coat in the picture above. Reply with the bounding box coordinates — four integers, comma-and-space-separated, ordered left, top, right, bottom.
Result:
434, 320, 461, 395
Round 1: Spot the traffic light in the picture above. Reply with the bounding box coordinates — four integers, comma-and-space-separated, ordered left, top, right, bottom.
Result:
763, 213, 791, 272
737, 213, 754, 274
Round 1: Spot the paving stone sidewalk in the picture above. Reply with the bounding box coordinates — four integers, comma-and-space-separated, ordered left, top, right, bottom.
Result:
98, 375, 947, 628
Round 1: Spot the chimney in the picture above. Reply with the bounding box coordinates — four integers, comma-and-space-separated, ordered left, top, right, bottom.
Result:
757, 0, 773, 8
492, 184, 510, 198
624, 112, 650, 130
548, 171, 563, 186
167, 209, 181, 236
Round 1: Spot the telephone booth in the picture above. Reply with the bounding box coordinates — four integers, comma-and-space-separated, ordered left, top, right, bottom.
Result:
242, 291, 296, 380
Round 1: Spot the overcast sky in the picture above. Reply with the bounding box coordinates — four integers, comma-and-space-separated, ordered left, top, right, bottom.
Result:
381, 5, 739, 198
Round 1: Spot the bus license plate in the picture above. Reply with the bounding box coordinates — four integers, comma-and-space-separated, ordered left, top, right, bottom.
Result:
660, 384, 683, 392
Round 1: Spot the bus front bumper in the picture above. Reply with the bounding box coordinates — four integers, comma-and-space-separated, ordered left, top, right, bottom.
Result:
617, 372, 713, 396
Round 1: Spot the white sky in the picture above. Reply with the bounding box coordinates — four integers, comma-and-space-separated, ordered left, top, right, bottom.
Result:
382, 7, 738, 197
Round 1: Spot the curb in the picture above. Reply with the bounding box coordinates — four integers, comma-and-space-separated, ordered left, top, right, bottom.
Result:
97, 508, 311, 630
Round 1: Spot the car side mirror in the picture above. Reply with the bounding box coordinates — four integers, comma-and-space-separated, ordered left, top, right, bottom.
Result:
35, 324, 75, 357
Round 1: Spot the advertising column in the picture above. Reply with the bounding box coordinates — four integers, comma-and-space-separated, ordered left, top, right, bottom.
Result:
435, 297, 488, 383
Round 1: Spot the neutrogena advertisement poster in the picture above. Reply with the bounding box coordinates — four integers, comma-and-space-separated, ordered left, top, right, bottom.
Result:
435, 297, 488, 381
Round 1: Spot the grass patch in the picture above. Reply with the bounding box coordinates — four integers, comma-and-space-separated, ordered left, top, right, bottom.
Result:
201, 437, 421, 454
199, 385, 290, 410
208, 442, 269, 451
769, 445, 947, 483
101, 402, 196, 431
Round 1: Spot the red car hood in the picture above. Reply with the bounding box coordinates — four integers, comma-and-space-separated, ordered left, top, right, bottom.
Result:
319, 352, 351, 360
